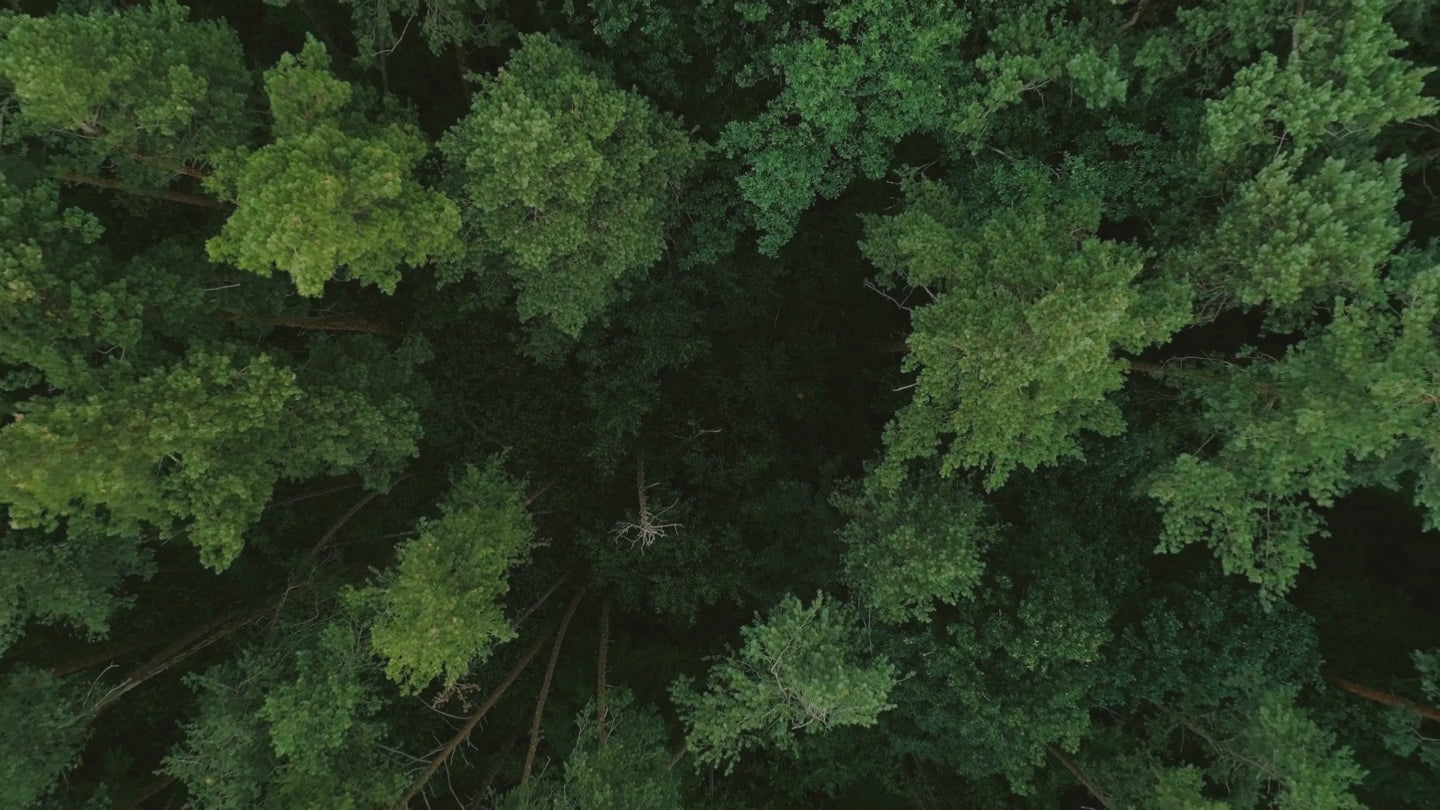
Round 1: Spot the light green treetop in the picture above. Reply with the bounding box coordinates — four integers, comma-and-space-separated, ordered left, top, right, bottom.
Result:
863, 165, 1191, 489
206, 37, 460, 296
0, 346, 421, 569
361, 460, 534, 692
672, 593, 897, 773
0, 0, 252, 169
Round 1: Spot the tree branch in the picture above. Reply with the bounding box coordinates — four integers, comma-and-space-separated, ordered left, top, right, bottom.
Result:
52, 635, 167, 679
396, 628, 557, 808
521, 589, 587, 784
215, 310, 402, 337
1046, 744, 1112, 809
55, 170, 228, 210
86, 595, 278, 717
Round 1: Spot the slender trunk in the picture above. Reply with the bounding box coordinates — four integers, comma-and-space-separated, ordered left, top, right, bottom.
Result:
86, 596, 277, 717
264, 479, 362, 511
596, 596, 612, 745
1046, 744, 1112, 809
121, 775, 175, 808
468, 720, 527, 810
396, 627, 556, 808
53, 635, 168, 678
521, 589, 586, 784
55, 171, 228, 210
1325, 673, 1440, 722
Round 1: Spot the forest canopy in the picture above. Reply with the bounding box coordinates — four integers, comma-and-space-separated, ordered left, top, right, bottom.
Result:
1, 0, 1440, 808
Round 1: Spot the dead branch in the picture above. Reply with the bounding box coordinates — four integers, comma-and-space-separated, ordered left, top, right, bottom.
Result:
87, 595, 278, 717
55, 170, 228, 210
613, 457, 681, 548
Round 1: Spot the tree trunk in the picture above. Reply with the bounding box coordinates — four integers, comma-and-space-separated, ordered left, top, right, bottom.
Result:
55, 171, 228, 210
1046, 745, 1112, 809
1325, 673, 1440, 722
596, 596, 612, 746
521, 589, 586, 784
397, 626, 557, 808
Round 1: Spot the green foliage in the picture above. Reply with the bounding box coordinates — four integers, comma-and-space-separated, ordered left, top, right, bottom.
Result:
440, 34, 697, 335
1171, 157, 1406, 312
672, 593, 897, 773
2, 0, 1439, 806
0, 347, 420, 568
0, 525, 155, 658
0, 0, 251, 165
501, 691, 681, 809
0, 668, 89, 809
332, 0, 508, 59
363, 460, 533, 691
206, 37, 460, 296
1234, 689, 1367, 810
863, 166, 1191, 489
1203, 0, 1436, 164
1151, 258, 1440, 597
835, 471, 992, 623
165, 623, 408, 810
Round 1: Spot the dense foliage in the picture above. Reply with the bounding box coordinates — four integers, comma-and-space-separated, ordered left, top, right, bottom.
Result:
1, 0, 1439, 807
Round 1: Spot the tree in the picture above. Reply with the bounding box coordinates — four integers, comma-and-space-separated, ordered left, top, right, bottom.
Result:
359, 460, 534, 692
0, 0, 252, 179
672, 593, 897, 773
439, 34, 698, 336
205, 37, 461, 296
862, 163, 1191, 490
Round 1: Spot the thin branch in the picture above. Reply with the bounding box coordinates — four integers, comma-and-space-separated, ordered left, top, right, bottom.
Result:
302, 490, 382, 566
510, 573, 569, 631
1122, 0, 1149, 29
52, 635, 168, 678
119, 775, 175, 809
468, 719, 527, 809
1046, 745, 1112, 808
596, 596, 612, 746
264, 479, 362, 511
87, 595, 277, 717
396, 628, 557, 808
269, 489, 384, 636
524, 477, 559, 507
521, 589, 587, 784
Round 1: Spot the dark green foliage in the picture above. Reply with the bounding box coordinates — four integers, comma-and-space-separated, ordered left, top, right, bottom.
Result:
2, 0, 1440, 807
440, 34, 698, 336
